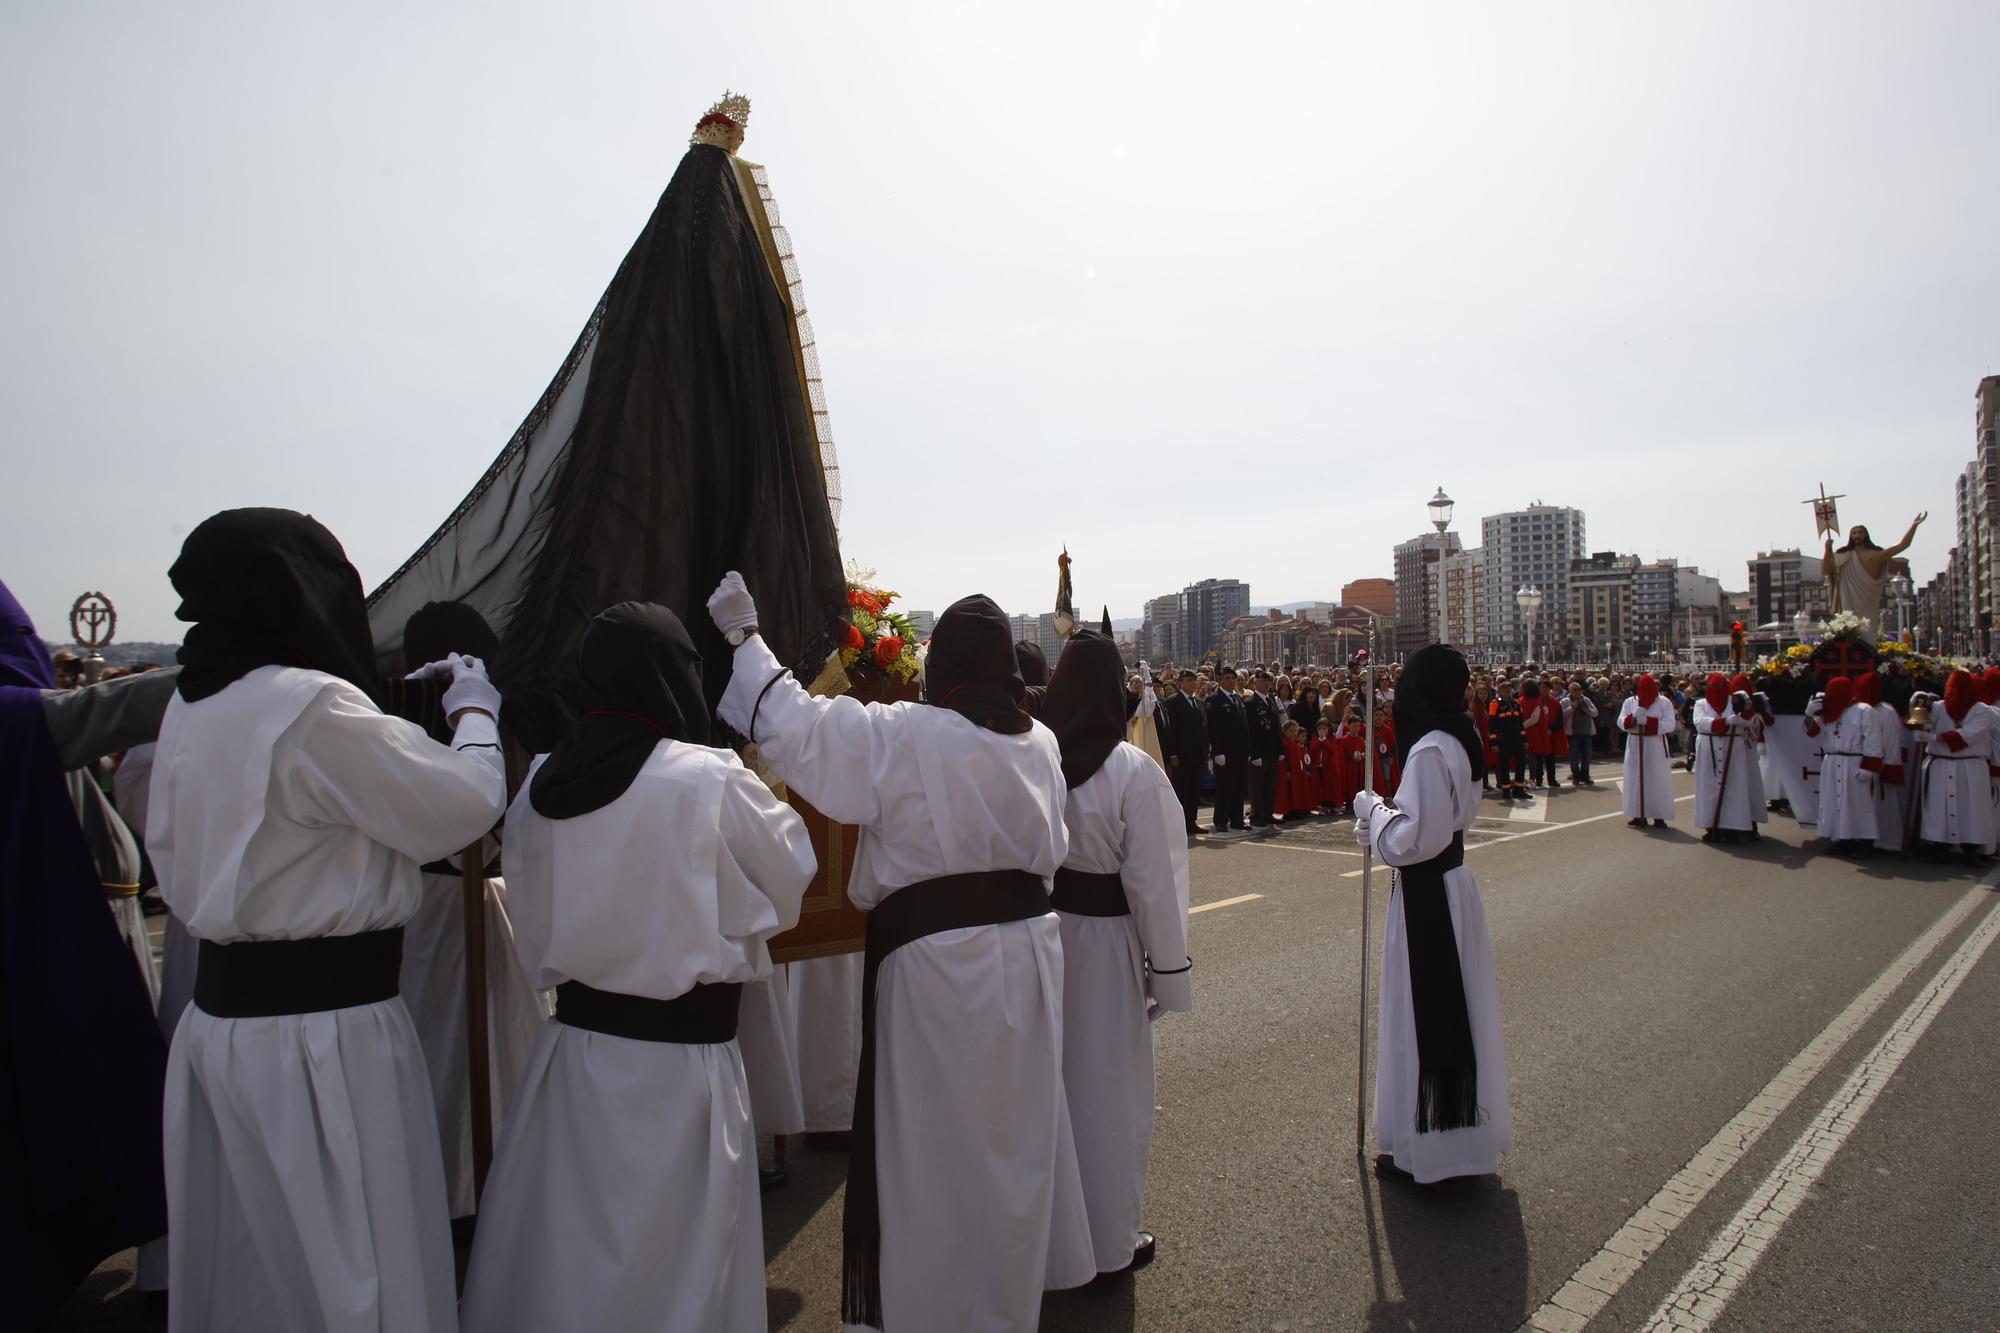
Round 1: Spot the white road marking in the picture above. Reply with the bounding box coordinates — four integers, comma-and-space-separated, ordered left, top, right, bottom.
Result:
1638, 892, 2000, 1332
1518, 879, 1996, 1333
1507, 796, 1552, 823
1189, 893, 1263, 915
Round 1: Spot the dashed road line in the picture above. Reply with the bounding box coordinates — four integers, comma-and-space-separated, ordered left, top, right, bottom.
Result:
1637, 890, 2000, 1332
1189, 893, 1263, 915
1518, 879, 1996, 1333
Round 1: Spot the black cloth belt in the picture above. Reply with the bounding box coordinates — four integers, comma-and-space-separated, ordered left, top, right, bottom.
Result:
1050, 867, 1129, 917
419, 854, 502, 877
193, 927, 404, 1019
554, 980, 742, 1044
843, 868, 1052, 1329
1926, 754, 1982, 761
1396, 832, 1480, 1135
1823, 751, 1870, 758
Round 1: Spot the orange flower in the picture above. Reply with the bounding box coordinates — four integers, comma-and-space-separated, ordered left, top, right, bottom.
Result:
841, 622, 866, 650
874, 635, 905, 668
847, 588, 883, 615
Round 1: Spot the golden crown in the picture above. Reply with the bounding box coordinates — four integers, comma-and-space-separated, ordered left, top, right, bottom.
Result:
690, 91, 751, 152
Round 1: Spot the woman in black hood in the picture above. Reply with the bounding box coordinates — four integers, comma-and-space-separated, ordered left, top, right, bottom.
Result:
1351, 643, 1511, 1187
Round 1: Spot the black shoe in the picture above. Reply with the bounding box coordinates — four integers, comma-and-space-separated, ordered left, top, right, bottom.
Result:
1653, 819, 1668, 829
1374, 1153, 1415, 1182
759, 1166, 788, 1192
1747, 827, 1762, 841
1129, 1233, 1157, 1272
1701, 829, 1717, 843
1628, 817, 1646, 828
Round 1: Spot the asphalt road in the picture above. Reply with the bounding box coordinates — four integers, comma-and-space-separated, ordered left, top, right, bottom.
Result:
60, 768, 2000, 1331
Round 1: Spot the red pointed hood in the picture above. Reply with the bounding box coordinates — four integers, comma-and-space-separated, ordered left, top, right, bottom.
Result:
1704, 673, 1729, 712
1983, 667, 2000, 706
1945, 670, 1979, 723
1729, 673, 1754, 694
1635, 674, 1660, 708
1854, 671, 1883, 707
1822, 676, 1854, 726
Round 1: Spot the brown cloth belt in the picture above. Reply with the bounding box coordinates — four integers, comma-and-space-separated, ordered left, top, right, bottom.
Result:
555, 980, 742, 1044
843, 869, 1052, 1329
193, 927, 404, 1018
1049, 867, 1129, 917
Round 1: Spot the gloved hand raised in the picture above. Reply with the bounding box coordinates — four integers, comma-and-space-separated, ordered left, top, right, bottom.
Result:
406, 653, 502, 724
707, 571, 759, 638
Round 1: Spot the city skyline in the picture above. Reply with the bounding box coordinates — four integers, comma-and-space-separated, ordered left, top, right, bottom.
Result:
3, 5, 1991, 643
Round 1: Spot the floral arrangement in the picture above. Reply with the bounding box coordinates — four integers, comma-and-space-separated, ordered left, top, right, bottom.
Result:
1751, 638, 1964, 683
840, 579, 922, 684
1823, 610, 1870, 641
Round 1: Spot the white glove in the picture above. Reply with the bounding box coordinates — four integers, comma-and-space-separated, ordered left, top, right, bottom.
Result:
1213, 754, 1226, 768
1353, 791, 1382, 847
1804, 695, 1824, 720
707, 571, 759, 638
406, 653, 502, 722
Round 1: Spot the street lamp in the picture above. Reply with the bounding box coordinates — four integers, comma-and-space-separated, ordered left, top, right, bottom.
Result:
1517, 585, 1543, 664
1428, 487, 1454, 645
1886, 573, 1913, 640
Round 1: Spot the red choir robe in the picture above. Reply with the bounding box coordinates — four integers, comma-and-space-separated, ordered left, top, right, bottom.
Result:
1310, 735, 1342, 809
1278, 736, 1317, 817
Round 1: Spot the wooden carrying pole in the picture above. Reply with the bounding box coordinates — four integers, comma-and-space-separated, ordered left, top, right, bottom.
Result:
1356, 624, 1376, 1158
462, 846, 494, 1195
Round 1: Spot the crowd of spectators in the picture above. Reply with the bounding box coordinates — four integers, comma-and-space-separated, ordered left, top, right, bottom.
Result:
1124, 655, 1723, 839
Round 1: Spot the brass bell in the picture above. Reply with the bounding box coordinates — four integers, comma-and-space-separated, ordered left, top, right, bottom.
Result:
1906, 695, 1934, 730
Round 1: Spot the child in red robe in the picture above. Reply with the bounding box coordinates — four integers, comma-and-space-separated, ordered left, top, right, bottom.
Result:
1311, 719, 1342, 813
1277, 720, 1317, 821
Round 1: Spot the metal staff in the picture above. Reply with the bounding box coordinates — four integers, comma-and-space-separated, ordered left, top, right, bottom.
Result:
1707, 718, 1739, 833
1356, 622, 1376, 1159
462, 844, 494, 1195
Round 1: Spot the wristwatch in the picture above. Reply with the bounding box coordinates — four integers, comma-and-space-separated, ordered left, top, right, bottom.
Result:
725, 625, 758, 647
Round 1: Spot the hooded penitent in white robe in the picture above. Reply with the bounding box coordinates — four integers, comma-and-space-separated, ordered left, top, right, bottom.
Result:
1868, 703, 1914, 852
1363, 732, 1512, 1183
458, 741, 814, 1333
1055, 743, 1192, 1273
148, 666, 507, 1333
1811, 704, 1881, 844
1692, 701, 1758, 833
1918, 705, 1994, 848
400, 842, 551, 1220
789, 952, 863, 1132
719, 635, 1097, 1332
1618, 696, 1680, 821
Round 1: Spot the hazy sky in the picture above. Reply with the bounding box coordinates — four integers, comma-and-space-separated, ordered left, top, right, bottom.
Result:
4, 2, 1995, 644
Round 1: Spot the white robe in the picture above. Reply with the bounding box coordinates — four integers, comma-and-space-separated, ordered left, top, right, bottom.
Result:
1692, 701, 1758, 832
1365, 733, 1512, 1183
459, 741, 814, 1333
719, 635, 1098, 1331
148, 666, 507, 1333
111, 741, 176, 1293
1918, 705, 1995, 847
789, 953, 863, 1133
1055, 743, 1192, 1273
400, 848, 551, 1219
1617, 696, 1679, 821
1812, 705, 1881, 843
1869, 703, 1913, 852
738, 969, 807, 1137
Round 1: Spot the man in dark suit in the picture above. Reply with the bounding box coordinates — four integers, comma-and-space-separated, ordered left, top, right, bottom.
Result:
1244, 669, 1286, 828
1162, 670, 1207, 835
1205, 667, 1249, 833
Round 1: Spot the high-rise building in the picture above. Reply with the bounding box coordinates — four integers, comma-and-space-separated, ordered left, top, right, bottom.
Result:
903, 609, 937, 641
1569, 551, 1640, 658
1007, 613, 1036, 645
1340, 578, 1395, 619
1747, 549, 1829, 626
1481, 503, 1586, 658
1438, 546, 1487, 654
1141, 593, 1181, 661
1393, 531, 1462, 656
1178, 578, 1250, 659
